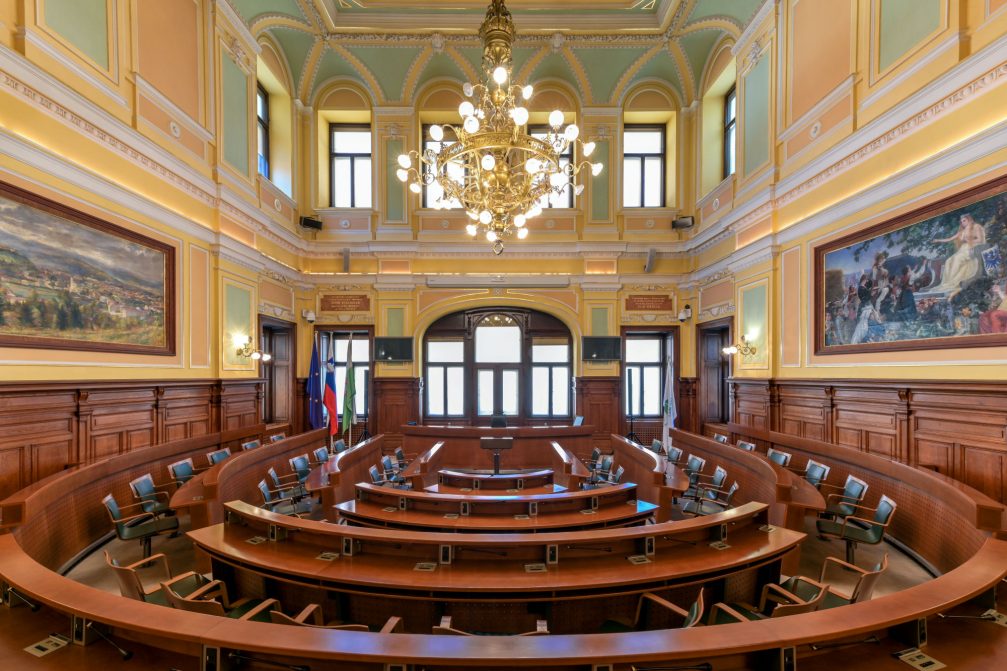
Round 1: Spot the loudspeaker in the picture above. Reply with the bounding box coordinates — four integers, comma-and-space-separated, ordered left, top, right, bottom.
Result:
582, 336, 621, 361
300, 216, 323, 230
342, 247, 350, 273
374, 337, 414, 362
643, 248, 656, 273
672, 215, 695, 229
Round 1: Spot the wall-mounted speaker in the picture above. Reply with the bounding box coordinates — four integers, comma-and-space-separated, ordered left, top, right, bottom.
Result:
342, 247, 350, 273
581, 336, 621, 361
374, 337, 413, 362
299, 216, 323, 230
643, 248, 657, 273
672, 215, 695, 229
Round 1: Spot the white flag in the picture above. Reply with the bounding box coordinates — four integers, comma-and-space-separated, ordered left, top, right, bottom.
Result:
662, 342, 677, 451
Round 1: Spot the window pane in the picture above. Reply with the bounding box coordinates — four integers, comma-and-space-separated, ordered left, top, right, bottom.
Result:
532, 344, 568, 362
333, 130, 371, 154
725, 91, 736, 124
351, 338, 369, 362
333, 157, 352, 208
446, 367, 465, 415
477, 370, 494, 416
643, 366, 660, 415
531, 367, 549, 415
623, 130, 663, 154
335, 365, 346, 411
475, 326, 521, 362
643, 157, 662, 207
625, 338, 661, 362
355, 157, 372, 208
552, 366, 569, 416
502, 370, 518, 416
623, 157, 641, 208
427, 366, 444, 415
625, 366, 641, 416
355, 367, 367, 415
725, 126, 736, 176
428, 341, 464, 362
256, 89, 267, 120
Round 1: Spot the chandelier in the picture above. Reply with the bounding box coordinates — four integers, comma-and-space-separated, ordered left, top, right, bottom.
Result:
396, 0, 603, 255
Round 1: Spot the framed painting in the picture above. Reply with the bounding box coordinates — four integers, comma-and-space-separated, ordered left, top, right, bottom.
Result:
815, 175, 1007, 355
0, 181, 176, 355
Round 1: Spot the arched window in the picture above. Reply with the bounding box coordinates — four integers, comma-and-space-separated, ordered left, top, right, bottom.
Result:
423, 308, 572, 425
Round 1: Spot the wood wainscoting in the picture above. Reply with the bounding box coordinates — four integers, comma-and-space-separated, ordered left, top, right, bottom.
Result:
371, 377, 421, 450
729, 378, 1007, 504
0, 379, 262, 500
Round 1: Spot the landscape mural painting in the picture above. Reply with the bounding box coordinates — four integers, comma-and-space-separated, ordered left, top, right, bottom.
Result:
0, 182, 175, 355
816, 176, 1007, 354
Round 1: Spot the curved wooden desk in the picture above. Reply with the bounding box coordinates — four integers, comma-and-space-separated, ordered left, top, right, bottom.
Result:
437, 468, 554, 490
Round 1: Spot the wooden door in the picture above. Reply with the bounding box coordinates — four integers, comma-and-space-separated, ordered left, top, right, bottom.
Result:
698, 326, 729, 425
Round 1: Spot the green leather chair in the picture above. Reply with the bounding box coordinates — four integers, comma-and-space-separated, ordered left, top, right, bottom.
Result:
712, 433, 729, 444
240, 440, 261, 451
206, 448, 230, 466
708, 577, 828, 624
820, 474, 870, 520
779, 554, 888, 609
736, 440, 756, 452
802, 459, 831, 489
257, 479, 311, 516
602, 589, 704, 632
816, 495, 897, 563
128, 473, 172, 518
166, 457, 206, 488
685, 464, 725, 500
682, 481, 739, 516
311, 446, 330, 465
767, 448, 792, 467
104, 550, 208, 606
102, 493, 179, 558
334, 439, 348, 453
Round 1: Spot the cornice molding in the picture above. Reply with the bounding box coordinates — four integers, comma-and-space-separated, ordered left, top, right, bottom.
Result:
17, 28, 128, 108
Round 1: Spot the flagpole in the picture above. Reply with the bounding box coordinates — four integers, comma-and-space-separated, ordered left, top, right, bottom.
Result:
328, 334, 335, 452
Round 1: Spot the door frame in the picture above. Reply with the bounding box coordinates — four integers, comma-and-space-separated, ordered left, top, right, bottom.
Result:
695, 316, 733, 427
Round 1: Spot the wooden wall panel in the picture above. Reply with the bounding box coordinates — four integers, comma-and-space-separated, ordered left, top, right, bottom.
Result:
371, 378, 420, 451
731, 379, 1007, 504
576, 377, 620, 449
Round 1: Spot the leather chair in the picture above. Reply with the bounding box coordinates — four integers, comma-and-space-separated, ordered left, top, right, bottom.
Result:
708, 577, 828, 624
289, 453, 312, 485
102, 493, 179, 558
684, 463, 724, 500
682, 481, 739, 516
269, 433, 287, 443
586, 464, 624, 489
206, 448, 230, 466
334, 439, 348, 453
820, 474, 869, 520
241, 440, 261, 451
257, 479, 311, 516
104, 550, 208, 606
381, 454, 405, 483
736, 440, 756, 452
712, 433, 729, 444
394, 446, 408, 469
572, 415, 584, 426
369, 464, 393, 487
269, 604, 404, 632
666, 445, 683, 464
584, 447, 602, 474
779, 554, 888, 609
311, 446, 330, 466
432, 615, 549, 636
167, 457, 207, 488
266, 466, 306, 501
128, 473, 173, 518
800, 459, 831, 489
161, 579, 279, 621
650, 439, 664, 455
816, 495, 897, 563
767, 448, 792, 467
602, 589, 704, 632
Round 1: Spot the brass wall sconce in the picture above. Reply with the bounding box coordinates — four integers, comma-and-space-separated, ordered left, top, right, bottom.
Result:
235, 335, 272, 362
722, 335, 756, 356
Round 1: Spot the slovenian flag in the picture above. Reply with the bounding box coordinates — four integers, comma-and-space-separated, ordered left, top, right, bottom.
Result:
323, 342, 338, 436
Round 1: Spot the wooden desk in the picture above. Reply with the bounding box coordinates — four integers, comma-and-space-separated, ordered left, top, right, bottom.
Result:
425, 483, 566, 495
436, 468, 554, 490
609, 435, 682, 522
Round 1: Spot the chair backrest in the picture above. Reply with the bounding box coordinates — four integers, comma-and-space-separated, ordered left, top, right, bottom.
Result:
767, 448, 792, 467
650, 439, 663, 455
381, 455, 397, 478
772, 582, 827, 617
588, 447, 601, 466
334, 439, 347, 453
713, 433, 729, 444
394, 447, 407, 467
270, 433, 286, 443
710, 465, 728, 490
684, 454, 706, 480
667, 446, 683, 462
289, 454, 311, 481
267, 467, 284, 491
167, 458, 195, 487
736, 441, 756, 452
129, 474, 160, 513
851, 554, 888, 603
865, 495, 897, 542
837, 475, 870, 516
312, 447, 329, 464
257, 479, 276, 506
682, 589, 705, 628
368, 465, 384, 485
241, 440, 261, 451
598, 454, 613, 474
101, 494, 127, 534
207, 448, 230, 465
572, 415, 584, 426
804, 459, 831, 488
722, 481, 740, 505
609, 465, 625, 484
104, 550, 145, 601
269, 610, 368, 630
161, 581, 226, 616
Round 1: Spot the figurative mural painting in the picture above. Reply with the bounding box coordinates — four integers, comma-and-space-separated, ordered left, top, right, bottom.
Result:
0, 183, 174, 355
818, 182, 1007, 353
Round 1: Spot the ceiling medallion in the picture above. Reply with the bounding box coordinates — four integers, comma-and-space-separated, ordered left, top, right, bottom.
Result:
396, 0, 602, 254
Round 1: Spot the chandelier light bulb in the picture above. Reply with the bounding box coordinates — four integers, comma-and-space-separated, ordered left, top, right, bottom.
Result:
396, 168, 408, 182
463, 116, 480, 133
492, 66, 508, 85
397, 154, 412, 169
583, 141, 596, 157
517, 227, 529, 239
409, 182, 422, 194
592, 162, 604, 176
574, 183, 585, 196
529, 204, 543, 218
486, 230, 498, 242
511, 106, 529, 126
564, 124, 579, 142
522, 84, 534, 100
261, 353, 272, 363
467, 210, 479, 220
429, 124, 444, 142
463, 82, 474, 97
250, 351, 262, 361
525, 157, 541, 174
549, 110, 564, 127
513, 214, 526, 228
459, 101, 475, 118
466, 223, 478, 236
481, 154, 496, 171
479, 210, 492, 224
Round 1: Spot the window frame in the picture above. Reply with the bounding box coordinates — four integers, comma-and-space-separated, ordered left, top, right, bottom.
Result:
424, 339, 466, 418
622, 331, 674, 421
256, 84, 270, 179
529, 124, 574, 209
329, 123, 372, 208
317, 329, 372, 425
723, 86, 737, 179
622, 124, 666, 209
529, 343, 572, 418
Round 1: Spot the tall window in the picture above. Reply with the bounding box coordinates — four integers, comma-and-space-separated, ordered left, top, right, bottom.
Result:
531, 340, 570, 417
330, 124, 372, 208
474, 316, 522, 417
422, 124, 463, 209
624, 336, 664, 418
530, 125, 573, 208
256, 84, 270, 179
426, 340, 465, 417
724, 86, 737, 178
318, 331, 370, 423
623, 125, 664, 208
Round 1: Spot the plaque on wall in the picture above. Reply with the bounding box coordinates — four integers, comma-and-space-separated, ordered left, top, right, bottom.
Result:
624, 294, 675, 312
319, 294, 371, 313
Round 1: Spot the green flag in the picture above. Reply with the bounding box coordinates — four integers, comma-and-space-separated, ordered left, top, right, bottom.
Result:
341, 335, 357, 436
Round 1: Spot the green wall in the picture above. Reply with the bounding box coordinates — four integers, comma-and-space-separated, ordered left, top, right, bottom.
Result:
385, 138, 405, 222
879, 0, 941, 71
224, 283, 252, 367
45, 0, 109, 69
743, 54, 770, 176
591, 140, 610, 222
222, 55, 250, 175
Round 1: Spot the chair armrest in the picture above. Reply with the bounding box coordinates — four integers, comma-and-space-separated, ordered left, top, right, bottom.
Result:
708, 602, 749, 624
186, 579, 224, 601
263, 494, 296, 509
273, 472, 300, 482
237, 598, 281, 621
118, 511, 157, 525
123, 552, 169, 573
162, 571, 205, 591
116, 501, 151, 511
154, 482, 176, 491
144, 490, 171, 502
641, 592, 688, 618
842, 513, 889, 531
820, 555, 868, 581
380, 616, 405, 633
825, 492, 861, 505
762, 578, 826, 611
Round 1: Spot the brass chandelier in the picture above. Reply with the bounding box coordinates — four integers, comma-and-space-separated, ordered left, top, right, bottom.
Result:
396, 0, 603, 255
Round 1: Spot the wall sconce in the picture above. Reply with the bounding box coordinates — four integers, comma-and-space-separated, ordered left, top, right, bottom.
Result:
677, 304, 692, 322
722, 335, 756, 357
234, 335, 272, 363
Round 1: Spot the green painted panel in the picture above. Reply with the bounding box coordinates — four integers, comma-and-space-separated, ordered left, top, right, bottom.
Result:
742, 54, 769, 176
591, 308, 609, 336
590, 140, 610, 221
679, 29, 720, 86
572, 47, 648, 102
44, 0, 108, 69
629, 51, 683, 101
416, 52, 467, 88
386, 308, 405, 337
740, 283, 767, 367
232, 0, 305, 23
345, 45, 424, 101
687, 0, 763, 25
313, 47, 361, 92
510, 47, 538, 81
457, 47, 484, 76
222, 55, 250, 175
879, 0, 940, 71
270, 28, 314, 91
224, 283, 252, 367
530, 52, 584, 98
385, 138, 405, 222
